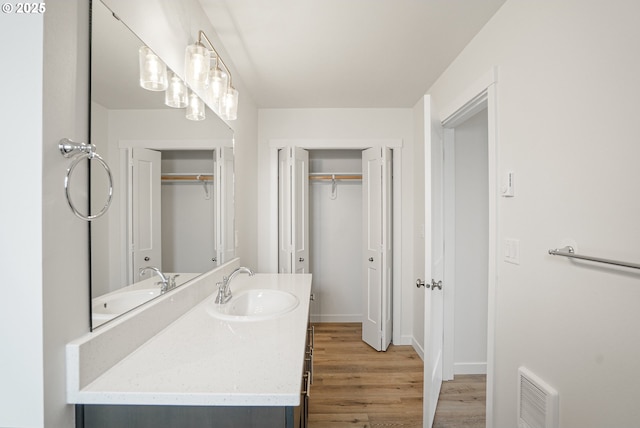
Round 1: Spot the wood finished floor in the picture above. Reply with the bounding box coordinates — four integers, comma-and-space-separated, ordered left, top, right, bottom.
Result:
308, 323, 485, 428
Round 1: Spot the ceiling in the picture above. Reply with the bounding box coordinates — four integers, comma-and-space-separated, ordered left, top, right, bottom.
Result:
197, 0, 507, 109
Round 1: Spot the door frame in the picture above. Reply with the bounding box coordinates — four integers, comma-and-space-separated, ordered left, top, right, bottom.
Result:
268, 139, 403, 342
437, 68, 498, 426
442, 101, 489, 379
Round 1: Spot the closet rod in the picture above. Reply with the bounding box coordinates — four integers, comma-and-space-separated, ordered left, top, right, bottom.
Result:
161, 174, 213, 182
309, 173, 362, 181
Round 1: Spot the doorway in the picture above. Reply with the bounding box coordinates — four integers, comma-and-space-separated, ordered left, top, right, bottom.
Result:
443, 108, 489, 378
277, 146, 394, 351
308, 149, 363, 323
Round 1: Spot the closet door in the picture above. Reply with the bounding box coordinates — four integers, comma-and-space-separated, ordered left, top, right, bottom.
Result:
278, 149, 292, 273
217, 146, 235, 264
278, 147, 309, 273
131, 148, 162, 283
362, 147, 392, 351
292, 147, 309, 274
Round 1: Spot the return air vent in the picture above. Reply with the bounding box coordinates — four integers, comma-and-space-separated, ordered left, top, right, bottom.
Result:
518, 367, 559, 428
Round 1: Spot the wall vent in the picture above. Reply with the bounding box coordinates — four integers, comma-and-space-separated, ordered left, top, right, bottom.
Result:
518, 367, 559, 428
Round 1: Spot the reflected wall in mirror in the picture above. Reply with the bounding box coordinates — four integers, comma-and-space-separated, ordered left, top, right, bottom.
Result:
90, 0, 235, 329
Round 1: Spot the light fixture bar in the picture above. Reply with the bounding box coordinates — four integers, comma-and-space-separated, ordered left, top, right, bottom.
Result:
197, 30, 234, 87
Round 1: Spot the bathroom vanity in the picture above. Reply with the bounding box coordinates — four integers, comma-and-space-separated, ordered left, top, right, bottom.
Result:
67, 263, 313, 428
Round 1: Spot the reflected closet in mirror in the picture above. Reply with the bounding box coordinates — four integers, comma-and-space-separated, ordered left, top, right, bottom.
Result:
89, 0, 235, 329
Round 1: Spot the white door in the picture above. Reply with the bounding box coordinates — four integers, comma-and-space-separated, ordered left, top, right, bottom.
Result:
278, 147, 309, 273
362, 147, 392, 351
217, 146, 235, 265
293, 147, 309, 273
278, 149, 292, 273
423, 95, 445, 427
131, 148, 162, 282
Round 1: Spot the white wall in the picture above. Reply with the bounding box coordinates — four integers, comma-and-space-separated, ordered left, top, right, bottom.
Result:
0, 8, 46, 427
40, 2, 92, 426
258, 108, 415, 343
308, 150, 362, 322
42, 2, 92, 425
161, 150, 217, 274
429, 1, 640, 426
452, 109, 488, 374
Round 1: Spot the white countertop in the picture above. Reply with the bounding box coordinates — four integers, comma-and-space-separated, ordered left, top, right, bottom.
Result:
73, 273, 312, 407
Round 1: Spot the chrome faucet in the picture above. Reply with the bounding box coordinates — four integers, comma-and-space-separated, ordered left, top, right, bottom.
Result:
215, 266, 255, 304
139, 266, 176, 294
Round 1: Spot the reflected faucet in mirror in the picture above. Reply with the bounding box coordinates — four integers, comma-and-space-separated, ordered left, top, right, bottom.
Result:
139, 266, 179, 294
215, 267, 255, 304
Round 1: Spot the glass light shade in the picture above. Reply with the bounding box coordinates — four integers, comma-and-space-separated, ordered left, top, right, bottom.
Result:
185, 91, 205, 121
221, 86, 239, 121
185, 42, 210, 89
165, 71, 188, 108
208, 65, 228, 112
138, 46, 167, 91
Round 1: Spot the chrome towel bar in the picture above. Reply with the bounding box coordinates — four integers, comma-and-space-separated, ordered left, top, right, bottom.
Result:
548, 246, 640, 271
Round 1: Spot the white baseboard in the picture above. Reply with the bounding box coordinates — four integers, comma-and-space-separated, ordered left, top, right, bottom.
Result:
393, 334, 413, 346
411, 337, 425, 361
454, 362, 487, 375
310, 314, 361, 323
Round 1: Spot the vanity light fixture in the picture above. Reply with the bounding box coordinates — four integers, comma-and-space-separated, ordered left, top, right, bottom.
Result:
208, 61, 228, 114
185, 30, 239, 120
184, 39, 210, 90
165, 71, 188, 108
221, 86, 238, 121
138, 45, 167, 91
185, 90, 205, 121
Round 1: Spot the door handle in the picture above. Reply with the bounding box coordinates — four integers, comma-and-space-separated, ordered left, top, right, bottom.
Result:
369, 257, 374, 262
431, 279, 443, 290
299, 257, 305, 262
144, 256, 150, 261
416, 278, 426, 288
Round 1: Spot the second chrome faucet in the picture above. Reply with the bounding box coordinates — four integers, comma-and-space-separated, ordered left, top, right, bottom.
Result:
215, 266, 254, 304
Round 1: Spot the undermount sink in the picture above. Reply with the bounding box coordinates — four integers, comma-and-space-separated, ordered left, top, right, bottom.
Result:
207, 289, 299, 321
92, 288, 161, 321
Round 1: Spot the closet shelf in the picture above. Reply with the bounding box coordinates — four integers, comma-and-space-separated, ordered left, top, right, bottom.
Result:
161, 173, 214, 183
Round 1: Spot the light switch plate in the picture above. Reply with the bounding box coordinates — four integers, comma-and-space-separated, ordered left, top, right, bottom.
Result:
504, 238, 520, 264
501, 171, 515, 197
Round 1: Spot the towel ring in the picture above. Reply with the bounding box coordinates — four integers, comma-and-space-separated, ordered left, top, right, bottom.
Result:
59, 138, 113, 221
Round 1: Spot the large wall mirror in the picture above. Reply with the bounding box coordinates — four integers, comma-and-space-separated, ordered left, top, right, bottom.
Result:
89, 0, 235, 329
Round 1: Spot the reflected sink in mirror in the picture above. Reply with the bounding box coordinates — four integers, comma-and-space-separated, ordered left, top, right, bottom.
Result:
92, 289, 161, 326
207, 290, 300, 322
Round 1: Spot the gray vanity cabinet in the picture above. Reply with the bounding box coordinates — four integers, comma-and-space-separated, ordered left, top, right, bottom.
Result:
78, 404, 296, 428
